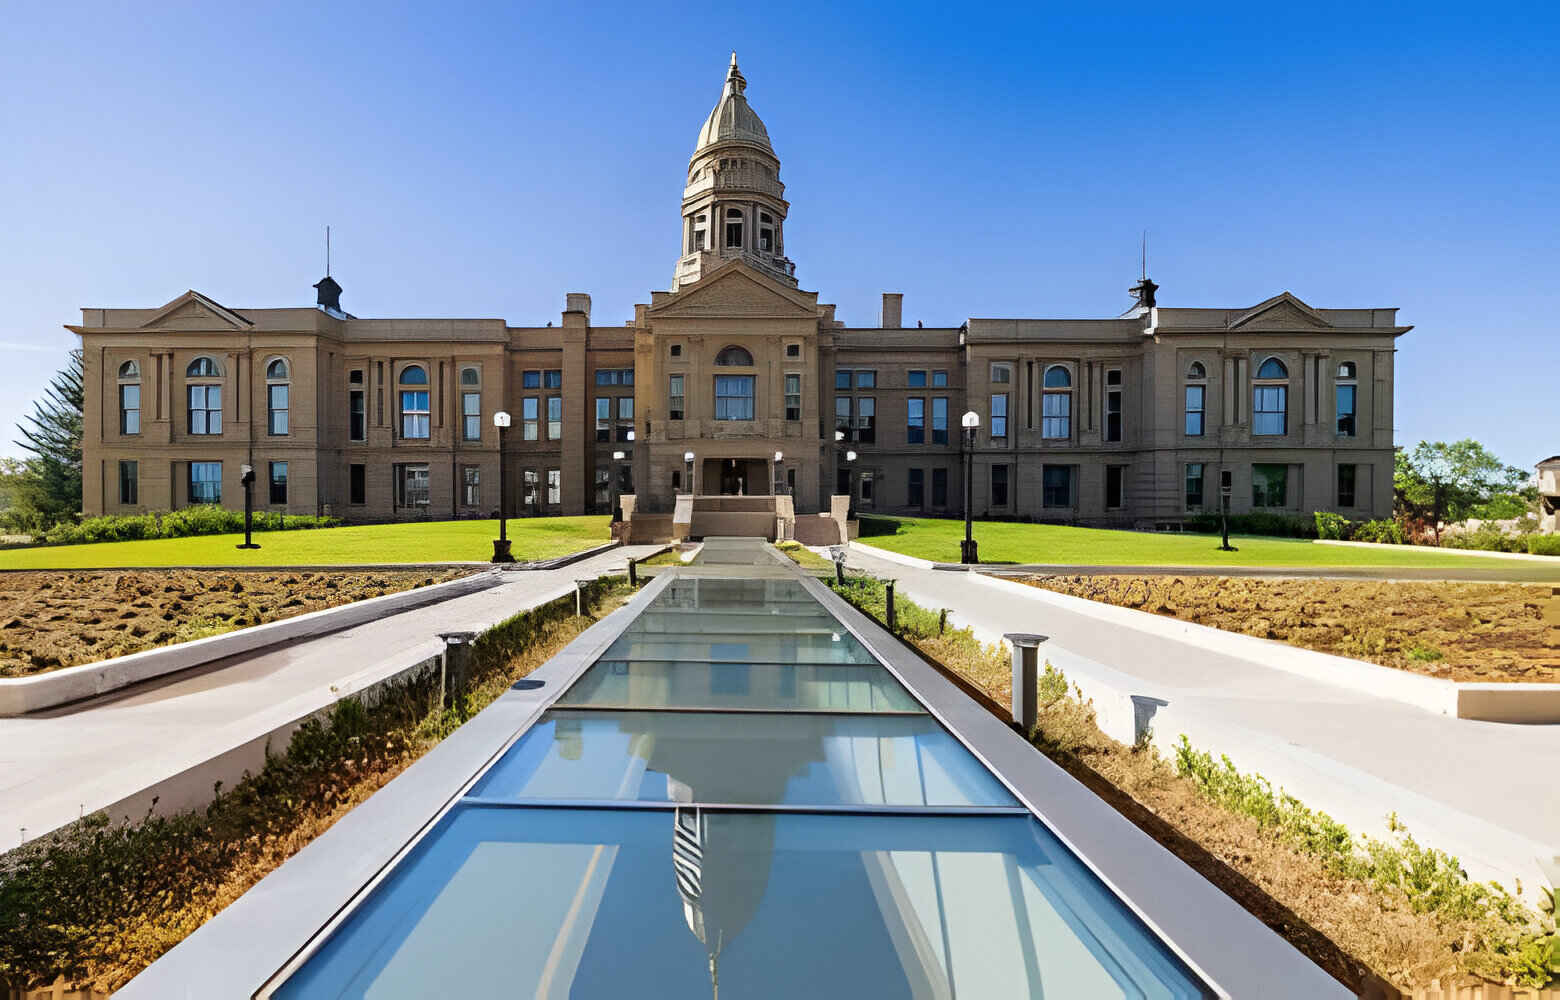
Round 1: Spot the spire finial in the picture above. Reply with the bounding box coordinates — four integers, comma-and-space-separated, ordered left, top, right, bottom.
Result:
326, 225, 331, 278
725, 52, 745, 95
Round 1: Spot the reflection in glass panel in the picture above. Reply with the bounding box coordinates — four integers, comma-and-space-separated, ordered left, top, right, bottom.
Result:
558, 659, 920, 712
276, 807, 1211, 1000
470, 710, 1013, 807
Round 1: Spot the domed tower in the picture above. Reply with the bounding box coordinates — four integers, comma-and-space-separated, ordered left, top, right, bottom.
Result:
673, 53, 796, 291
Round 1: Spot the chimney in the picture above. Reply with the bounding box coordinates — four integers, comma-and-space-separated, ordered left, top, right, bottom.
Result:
314, 275, 343, 313
565, 293, 592, 320
881, 292, 903, 329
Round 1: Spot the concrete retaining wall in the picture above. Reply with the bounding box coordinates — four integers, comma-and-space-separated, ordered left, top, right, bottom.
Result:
0, 570, 506, 716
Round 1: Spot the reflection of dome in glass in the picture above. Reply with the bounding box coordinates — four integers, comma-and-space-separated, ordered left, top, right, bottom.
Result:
694, 53, 772, 155
673, 806, 774, 998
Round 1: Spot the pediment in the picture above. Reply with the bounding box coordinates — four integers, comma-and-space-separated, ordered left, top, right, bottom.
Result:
142, 290, 252, 331
649, 262, 818, 319
1230, 292, 1329, 331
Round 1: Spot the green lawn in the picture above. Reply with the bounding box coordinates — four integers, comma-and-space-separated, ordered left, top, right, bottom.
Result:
0, 517, 610, 569
857, 515, 1560, 573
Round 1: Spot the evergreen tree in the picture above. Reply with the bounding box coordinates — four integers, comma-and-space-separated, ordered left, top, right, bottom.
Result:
12, 349, 83, 527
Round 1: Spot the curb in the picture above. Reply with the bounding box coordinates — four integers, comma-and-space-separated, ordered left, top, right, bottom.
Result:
0, 569, 507, 716
518, 540, 619, 571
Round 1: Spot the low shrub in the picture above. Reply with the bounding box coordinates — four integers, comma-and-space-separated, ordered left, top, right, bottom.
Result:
22, 508, 340, 548
1314, 511, 1351, 540
1186, 512, 1317, 538
1443, 525, 1528, 553
1527, 535, 1560, 557
1352, 519, 1407, 545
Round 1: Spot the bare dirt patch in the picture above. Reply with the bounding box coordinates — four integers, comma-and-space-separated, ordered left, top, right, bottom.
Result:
1018, 575, 1560, 682
0, 569, 470, 678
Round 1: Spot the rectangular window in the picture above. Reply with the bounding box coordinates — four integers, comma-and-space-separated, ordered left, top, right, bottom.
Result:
400, 390, 430, 439
991, 464, 1010, 507
189, 461, 222, 504
1184, 385, 1205, 436
463, 465, 481, 507
547, 468, 561, 505
786, 467, 796, 494
1042, 465, 1071, 508
784, 373, 801, 421
1252, 463, 1289, 508
594, 369, 633, 386
1337, 464, 1357, 507
1104, 369, 1121, 443
786, 343, 800, 358
1336, 384, 1357, 437
908, 370, 927, 388
395, 463, 430, 507
835, 396, 852, 437
543, 370, 562, 389
1105, 465, 1123, 509
268, 461, 288, 505
1042, 392, 1070, 439
118, 460, 138, 505
349, 390, 366, 441
119, 384, 140, 435
267, 384, 289, 435
669, 374, 685, 421
1185, 463, 1204, 509
523, 469, 539, 509
547, 397, 562, 440
931, 467, 948, 508
990, 393, 1008, 439
714, 375, 755, 420
462, 392, 481, 441
349, 463, 366, 505
856, 397, 876, 443
523, 370, 541, 390
595, 397, 611, 442
1253, 386, 1287, 436
931, 397, 948, 445
523, 397, 539, 441
859, 472, 875, 506
617, 397, 633, 442
906, 397, 925, 444
593, 468, 610, 512
835, 370, 851, 391
855, 371, 876, 389
932, 370, 948, 387
188, 385, 221, 435
991, 363, 1011, 385
349, 368, 363, 385
908, 467, 924, 508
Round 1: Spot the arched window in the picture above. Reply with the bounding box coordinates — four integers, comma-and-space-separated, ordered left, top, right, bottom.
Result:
117, 360, 140, 435
461, 368, 481, 441
399, 365, 430, 438
715, 345, 754, 366
461, 367, 480, 386
759, 212, 774, 252
265, 357, 290, 435
689, 213, 708, 252
724, 208, 744, 249
1253, 356, 1288, 435
1335, 360, 1357, 437
186, 357, 221, 435
1185, 362, 1207, 436
1042, 365, 1072, 439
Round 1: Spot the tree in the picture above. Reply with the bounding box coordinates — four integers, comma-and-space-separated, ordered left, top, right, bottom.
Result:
11, 349, 83, 528
1394, 439, 1525, 541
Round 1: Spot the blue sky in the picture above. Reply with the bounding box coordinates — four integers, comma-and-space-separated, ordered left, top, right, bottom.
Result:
2, 2, 1555, 468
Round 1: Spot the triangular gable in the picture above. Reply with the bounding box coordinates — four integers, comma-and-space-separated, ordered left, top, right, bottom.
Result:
649, 260, 819, 319
1229, 291, 1329, 330
141, 290, 253, 330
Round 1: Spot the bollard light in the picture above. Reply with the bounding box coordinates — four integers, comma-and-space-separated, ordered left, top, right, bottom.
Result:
1002, 632, 1049, 734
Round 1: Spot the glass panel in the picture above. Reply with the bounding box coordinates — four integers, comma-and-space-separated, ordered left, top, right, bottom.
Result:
277, 807, 1210, 1000
470, 710, 1015, 807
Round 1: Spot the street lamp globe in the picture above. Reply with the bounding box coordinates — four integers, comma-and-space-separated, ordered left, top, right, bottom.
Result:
834, 430, 845, 442
626, 429, 635, 442
961, 410, 979, 430
683, 450, 695, 463
773, 450, 783, 462
612, 451, 626, 461
846, 450, 857, 462
493, 410, 512, 428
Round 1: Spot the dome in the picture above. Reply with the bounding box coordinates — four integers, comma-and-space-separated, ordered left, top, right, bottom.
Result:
694, 53, 771, 155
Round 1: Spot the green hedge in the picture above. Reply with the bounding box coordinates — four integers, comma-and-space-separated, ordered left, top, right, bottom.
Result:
1185, 511, 1317, 538
30, 507, 339, 547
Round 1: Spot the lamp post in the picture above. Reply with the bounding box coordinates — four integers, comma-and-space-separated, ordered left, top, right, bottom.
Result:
772, 450, 784, 496
1218, 467, 1236, 552
961, 410, 980, 564
491, 410, 514, 563
611, 450, 626, 521
845, 449, 857, 519
236, 464, 259, 550
683, 450, 695, 496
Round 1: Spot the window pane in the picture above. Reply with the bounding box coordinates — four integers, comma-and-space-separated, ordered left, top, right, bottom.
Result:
990, 393, 1008, 438
991, 464, 1009, 506
856, 371, 875, 389
547, 397, 562, 439
856, 397, 875, 443
908, 370, 926, 388
907, 398, 924, 444
835, 370, 851, 390
1253, 464, 1288, 507
1043, 465, 1070, 507
269, 462, 288, 505
1253, 386, 1286, 436
932, 370, 948, 387
931, 397, 948, 445
714, 375, 755, 421
1184, 385, 1204, 437
1041, 392, 1069, 439
1336, 385, 1356, 437
1185, 463, 1204, 508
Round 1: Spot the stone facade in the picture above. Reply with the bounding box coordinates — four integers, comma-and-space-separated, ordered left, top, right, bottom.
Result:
73, 55, 1409, 526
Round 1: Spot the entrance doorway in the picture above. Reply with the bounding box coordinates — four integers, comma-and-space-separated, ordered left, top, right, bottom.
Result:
703, 457, 770, 496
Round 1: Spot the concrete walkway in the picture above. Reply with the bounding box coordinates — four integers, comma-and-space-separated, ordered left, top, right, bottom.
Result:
0, 545, 661, 847
843, 545, 1560, 898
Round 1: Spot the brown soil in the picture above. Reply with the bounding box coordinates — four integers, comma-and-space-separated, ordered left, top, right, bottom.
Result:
1019, 575, 1560, 682
0, 569, 469, 678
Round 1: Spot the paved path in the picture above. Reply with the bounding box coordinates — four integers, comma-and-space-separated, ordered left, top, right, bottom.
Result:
844, 545, 1560, 896
0, 545, 661, 847
982, 562, 1560, 583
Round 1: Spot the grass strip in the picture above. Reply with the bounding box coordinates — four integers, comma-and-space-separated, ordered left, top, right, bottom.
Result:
827, 573, 1559, 993
0, 577, 634, 993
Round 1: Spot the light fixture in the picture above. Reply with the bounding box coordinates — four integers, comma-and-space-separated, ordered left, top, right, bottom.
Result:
846, 450, 857, 462
774, 450, 783, 462
834, 430, 845, 442
626, 429, 635, 442
612, 451, 625, 461
961, 410, 980, 429
493, 410, 512, 428
683, 450, 695, 463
